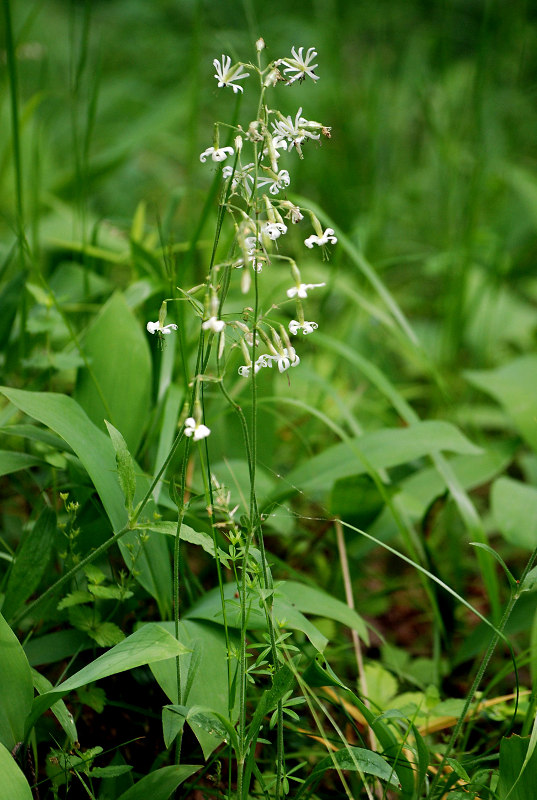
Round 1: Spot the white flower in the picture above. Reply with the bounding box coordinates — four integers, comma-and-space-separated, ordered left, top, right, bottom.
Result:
286, 282, 326, 299
238, 365, 251, 377
261, 221, 288, 240
304, 227, 338, 248
147, 320, 178, 335
213, 55, 250, 93
202, 316, 225, 333
257, 169, 291, 195
289, 319, 318, 335
279, 46, 319, 85
281, 202, 303, 224
200, 146, 234, 163
271, 108, 321, 154
184, 417, 211, 441
275, 347, 300, 373
223, 162, 255, 195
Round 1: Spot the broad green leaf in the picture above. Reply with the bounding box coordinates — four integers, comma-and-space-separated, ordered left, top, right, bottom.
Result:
278, 581, 369, 645
3, 507, 57, 620
466, 356, 537, 453
299, 746, 400, 797
0, 742, 33, 800
74, 292, 151, 453
149, 620, 239, 758
0, 615, 34, 751
186, 583, 329, 652
27, 624, 190, 732
0, 387, 171, 615
0, 450, 42, 477
105, 420, 136, 512
491, 477, 537, 549
498, 735, 537, 800
116, 765, 200, 800
280, 421, 481, 498
48, 261, 112, 303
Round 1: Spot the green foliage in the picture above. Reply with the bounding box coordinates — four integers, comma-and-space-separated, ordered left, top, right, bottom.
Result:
1, 0, 537, 797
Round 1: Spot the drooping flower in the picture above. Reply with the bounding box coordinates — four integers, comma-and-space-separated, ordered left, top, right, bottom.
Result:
213, 55, 250, 93
289, 319, 318, 335
271, 108, 321, 156
184, 417, 211, 441
147, 320, 178, 335
261, 221, 288, 240
279, 46, 319, 85
304, 227, 338, 248
257, 169, 291, 195
200, 146, 234, 163
286, 282, 326, 299
223, 162, 255, 195
275, 347, 300, 373
202, 316, 225, 333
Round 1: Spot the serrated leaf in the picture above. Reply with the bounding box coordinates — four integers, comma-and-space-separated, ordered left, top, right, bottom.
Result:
89, 765, 133, 778
57, 591, 93, 610
77, 685, 107, 713
88, 584, 132, 600
105, 420, 136, 512
89, 622, 125, 648
84, 564, 106, 584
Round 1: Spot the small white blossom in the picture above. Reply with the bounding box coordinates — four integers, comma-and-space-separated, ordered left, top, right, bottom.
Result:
271, 108, 321, 155
184, 417, 211, 441
281, 202, 304, 224
289, 319, 318, 335
202, 316, 225, 333
213, 55, 250, 93
147, 320, 178, 335
223, 163, 254, 195
200, 146, 234, 163
275, 347, 300, 373
257, 169, 291, 195
304, 227, 338, 248
279, 46, 319, 85
238, 365, 251, 377
261, 221, 287, 240
286, 282, 326, 299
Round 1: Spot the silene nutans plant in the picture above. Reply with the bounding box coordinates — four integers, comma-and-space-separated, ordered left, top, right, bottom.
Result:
4, 18, 535, 800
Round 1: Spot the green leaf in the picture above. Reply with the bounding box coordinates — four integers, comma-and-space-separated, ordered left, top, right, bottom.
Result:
0, 450, 42, 477
115, 765, 201, 800
186, 583, 329, 652
0, 614, 34, 751
466, 355, 537, 453
74, 292, 151, 454
90, 622, 126, 648
141, 521, 230, 567
498, 735, 537, 800
280, 421, 482, 498
300, 745, 401, 798
149, 620, 239, 759
26, 624, 190, 732
491, 477, 537, 549
57, 591, 93, 609
0, 742, 34, 800
76, 685, 107, 713
0, 615, 34, 751
278, 581, 369, 645
105, 420, 136, 512
3, 507, 57, 620
89, 764, 133, 778
0, 386, 172, 616
32, 669, 78, 743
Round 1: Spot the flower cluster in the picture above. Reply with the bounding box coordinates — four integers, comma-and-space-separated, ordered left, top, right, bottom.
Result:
148, 41, 337, 424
